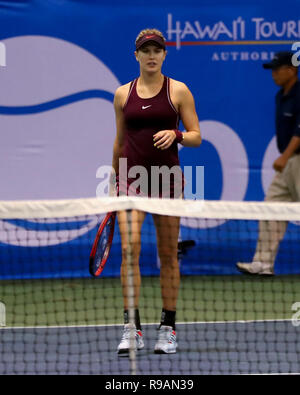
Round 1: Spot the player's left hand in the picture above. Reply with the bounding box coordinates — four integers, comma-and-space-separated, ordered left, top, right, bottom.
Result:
153, 130, 176, 150
273, 155, 288, 172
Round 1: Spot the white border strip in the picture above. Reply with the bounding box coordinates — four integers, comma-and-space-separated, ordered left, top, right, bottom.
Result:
1, 196, 300, 221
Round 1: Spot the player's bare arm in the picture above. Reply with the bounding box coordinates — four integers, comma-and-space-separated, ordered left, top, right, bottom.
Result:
153, 80, 201, 150
273, 136, 300, 172
173, 80, 201, 147
112, 84, 130, 173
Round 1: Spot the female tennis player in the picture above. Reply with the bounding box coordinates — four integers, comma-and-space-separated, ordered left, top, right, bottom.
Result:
112, 28, 201, 355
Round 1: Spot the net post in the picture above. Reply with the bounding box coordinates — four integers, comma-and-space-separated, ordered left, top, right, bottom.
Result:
0, 302, 6, 327
126, 209, 137, 375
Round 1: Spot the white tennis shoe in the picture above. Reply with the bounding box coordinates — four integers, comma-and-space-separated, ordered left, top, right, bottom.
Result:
117, 323, 144, 355
237, 261, 274, 276
154, 325, 177, 354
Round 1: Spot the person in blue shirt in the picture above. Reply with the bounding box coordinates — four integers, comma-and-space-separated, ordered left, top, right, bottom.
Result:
237, 51, 300, 276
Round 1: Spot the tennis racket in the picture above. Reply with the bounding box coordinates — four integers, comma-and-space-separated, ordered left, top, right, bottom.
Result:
89, 212, 116, 277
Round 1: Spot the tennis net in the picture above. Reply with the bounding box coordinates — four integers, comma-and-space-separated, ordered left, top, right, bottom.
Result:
0, 196, 300, 376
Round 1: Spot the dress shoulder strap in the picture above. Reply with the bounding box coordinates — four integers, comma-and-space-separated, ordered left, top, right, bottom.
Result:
123, 79, 137, 109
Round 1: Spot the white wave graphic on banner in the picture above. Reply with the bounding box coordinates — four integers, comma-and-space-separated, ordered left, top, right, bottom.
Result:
0, 35, 119, 106
0, 36, 120, 246
0, 217, 100, 247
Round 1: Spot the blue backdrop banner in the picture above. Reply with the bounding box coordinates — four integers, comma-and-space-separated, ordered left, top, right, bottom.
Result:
0, 0, 299, 278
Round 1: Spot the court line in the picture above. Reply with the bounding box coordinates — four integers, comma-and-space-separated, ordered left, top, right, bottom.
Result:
0, 318, 294, 330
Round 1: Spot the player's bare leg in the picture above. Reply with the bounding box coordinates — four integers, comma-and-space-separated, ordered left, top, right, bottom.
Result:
118, 209, 146, 309
153, 214, 180, 353
117, 209, 146, 354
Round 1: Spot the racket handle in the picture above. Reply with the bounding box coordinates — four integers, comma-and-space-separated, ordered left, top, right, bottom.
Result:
109, 172, 119, 197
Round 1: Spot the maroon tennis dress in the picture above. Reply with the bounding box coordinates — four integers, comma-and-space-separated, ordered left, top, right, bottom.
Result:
119, 76, 183, 198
